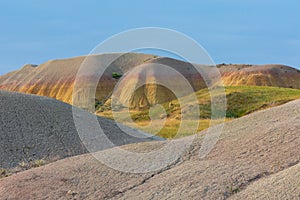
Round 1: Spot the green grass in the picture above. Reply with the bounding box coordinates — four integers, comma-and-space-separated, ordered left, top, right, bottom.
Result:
97, 86, 300, 138
222, 86, 300, 118
168, 86, 300, 119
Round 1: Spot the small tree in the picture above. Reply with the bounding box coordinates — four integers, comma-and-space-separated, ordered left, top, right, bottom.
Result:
112, 72, 122, 79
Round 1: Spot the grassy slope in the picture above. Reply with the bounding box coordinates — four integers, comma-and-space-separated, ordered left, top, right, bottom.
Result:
97, 86, 300, 138
179, 86, 300, 119
225, 86, 300, 117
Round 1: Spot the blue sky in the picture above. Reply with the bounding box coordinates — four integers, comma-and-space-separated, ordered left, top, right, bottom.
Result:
0, 0, 299, 74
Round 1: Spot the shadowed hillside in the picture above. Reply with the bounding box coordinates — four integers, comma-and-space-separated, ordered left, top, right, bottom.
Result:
0, 90, 162, 169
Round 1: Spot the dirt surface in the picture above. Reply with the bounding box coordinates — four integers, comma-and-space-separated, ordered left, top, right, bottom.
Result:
230, 163, 300, 199
0, 99, 299, 199
0, 91, 163, 169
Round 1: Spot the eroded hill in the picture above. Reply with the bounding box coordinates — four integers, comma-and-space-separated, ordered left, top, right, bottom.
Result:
0, 53, 207, 110
1, 54, 300, 112
219, 63, 300, 88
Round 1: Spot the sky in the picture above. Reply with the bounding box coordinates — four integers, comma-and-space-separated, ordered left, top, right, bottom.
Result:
0, 0, 299, 74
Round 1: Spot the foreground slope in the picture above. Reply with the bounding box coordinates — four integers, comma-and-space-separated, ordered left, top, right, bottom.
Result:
230, 163, 300, 199
0, 91, 162, 168
1, 99, 299, 199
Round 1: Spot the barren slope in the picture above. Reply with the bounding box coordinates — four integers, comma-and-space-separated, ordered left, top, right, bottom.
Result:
0, 91, 162, 169
1, 99, 299, 199
230, 163, 300, 199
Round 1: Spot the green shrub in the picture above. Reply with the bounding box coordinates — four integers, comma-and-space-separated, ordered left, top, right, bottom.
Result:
95, 100, 103, 110
32, 159, 45, 167
112, 72, 122, 79
19, 159, 46, 169
0, 168, 12, 178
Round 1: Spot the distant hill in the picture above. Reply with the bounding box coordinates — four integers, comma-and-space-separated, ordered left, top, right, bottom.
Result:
219, 63, 300, 89
0, 53, 156, 105
0, 53, 207, 110
1, 54, 300, 111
